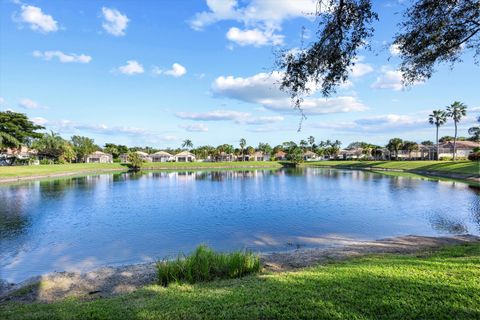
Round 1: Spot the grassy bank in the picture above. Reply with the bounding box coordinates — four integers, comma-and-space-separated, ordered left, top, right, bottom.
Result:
302, 160, 479, 176
0, 161, 282, 180
0, 160, 477, 182
2, 243, 479, 319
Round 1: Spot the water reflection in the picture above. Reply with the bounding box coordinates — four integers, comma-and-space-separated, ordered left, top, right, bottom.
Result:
0, 168, 478, 282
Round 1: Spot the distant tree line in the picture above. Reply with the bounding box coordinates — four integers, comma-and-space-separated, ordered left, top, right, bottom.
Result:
1, 109, 478, 165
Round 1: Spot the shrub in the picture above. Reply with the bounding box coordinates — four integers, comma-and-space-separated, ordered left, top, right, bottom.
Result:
157, 245, 261, 286
468, 152, 480, 161
439, 156, 467, 161
39, 159, 54, 165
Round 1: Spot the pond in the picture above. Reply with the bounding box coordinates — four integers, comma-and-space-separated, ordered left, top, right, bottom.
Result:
1, 168, 479, 283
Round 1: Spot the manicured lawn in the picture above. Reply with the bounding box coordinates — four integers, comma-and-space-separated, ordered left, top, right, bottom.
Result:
0, 161, 282, 179
1, 243, 479, 319
303, 160, 480, 175
0, 160, 477, 181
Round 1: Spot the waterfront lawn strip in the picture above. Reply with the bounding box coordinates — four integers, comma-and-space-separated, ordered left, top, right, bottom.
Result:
0, 161, 282, 179
2, 243, 480, 319
303, 160, 479, 175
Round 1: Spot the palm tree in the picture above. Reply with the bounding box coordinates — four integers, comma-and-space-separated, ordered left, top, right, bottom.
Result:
239, 138, 246, 161
468, 116, 480, 142
307, 136, 315, 150
446, 101, 467, 160
386, 138, 403, 160
299, 139, 308, 151
428, 110, 447, 160
181, 139, 193, 150
403, 141, 419, 160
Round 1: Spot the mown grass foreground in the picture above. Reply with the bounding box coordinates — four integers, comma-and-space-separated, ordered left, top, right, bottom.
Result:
2, 243, 479, 319
157, 245, 260, 286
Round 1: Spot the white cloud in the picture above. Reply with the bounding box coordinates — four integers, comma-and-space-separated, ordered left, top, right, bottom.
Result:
152, 63, 187, 77
32, 50, 92, 63
31, 117, 48, 125
190, 0, 317, 31
115, 60, 144, 75
18, 98, 47, 110
226, 27, 284, 46
389, 44, 401, 56
18, 5, 58, 33
101, 7, 129, 36
190, 0, 316, 47
211, 72, 368, 115
371, 67, 405, 91
349, 57, 374, 78
176, 109, 284, 125
180, 123, 209, 132
313, 113, 428, 133
52, 120, 178, 143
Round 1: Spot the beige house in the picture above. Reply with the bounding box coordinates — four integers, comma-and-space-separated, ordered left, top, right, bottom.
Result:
151, 151, 173, 162
251, 151, 270, 161
215, 152, 234, 162
303, 150, 319, 161
0, 146, 38, 165
174, 151, 196, 162
86, 151, 113, 163
437, 141, 479, 159
274, 150, 287, 161
120, 151, 152, 163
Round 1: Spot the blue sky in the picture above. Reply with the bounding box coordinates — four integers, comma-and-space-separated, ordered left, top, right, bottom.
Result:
1, 0, 479, 148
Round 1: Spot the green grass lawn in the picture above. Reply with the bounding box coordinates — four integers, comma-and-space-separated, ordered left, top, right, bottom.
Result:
303, 160, 480, 175
1, 243, 479, 319
0, 161, 282, 179
0, 160, 477, 181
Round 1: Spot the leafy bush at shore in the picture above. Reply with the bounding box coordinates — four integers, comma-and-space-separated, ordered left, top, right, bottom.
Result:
468, 152, 480, 161
156, 245, 261, 286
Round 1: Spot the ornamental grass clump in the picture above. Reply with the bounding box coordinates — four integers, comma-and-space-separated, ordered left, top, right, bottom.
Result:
157, 245, 261, 286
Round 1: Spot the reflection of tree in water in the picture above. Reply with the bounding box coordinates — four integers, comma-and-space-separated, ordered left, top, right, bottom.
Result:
430, 215, 468, 234
468, 186, 480, 232
39, 176, 98, 197
0, 188, 31, 239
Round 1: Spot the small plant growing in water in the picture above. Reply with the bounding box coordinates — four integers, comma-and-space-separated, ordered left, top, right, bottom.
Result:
156, 245, 261, 286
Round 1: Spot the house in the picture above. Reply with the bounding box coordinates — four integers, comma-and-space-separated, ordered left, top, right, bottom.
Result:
252, 151, 270, 161
437, 141, 479, 159
151, 151, 173, 162
303, 150, 319, 161
0, 146, 38, 165
215, 152, 234, 162
340, 148, 364, 160
174, 151, 196, 162
85, 151, 113, 163
120, 151, 152, 163
273, 150, 287, 161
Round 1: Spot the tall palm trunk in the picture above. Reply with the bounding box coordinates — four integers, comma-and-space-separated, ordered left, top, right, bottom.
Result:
436, 125, 439, 161
453, 121, 457, 161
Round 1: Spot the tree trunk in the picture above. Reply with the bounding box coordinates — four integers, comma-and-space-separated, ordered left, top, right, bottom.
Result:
436, 125, 439, 161
453, 122, 458, 161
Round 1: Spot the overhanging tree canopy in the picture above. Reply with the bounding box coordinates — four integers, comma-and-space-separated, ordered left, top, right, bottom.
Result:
280, 0, 479, 105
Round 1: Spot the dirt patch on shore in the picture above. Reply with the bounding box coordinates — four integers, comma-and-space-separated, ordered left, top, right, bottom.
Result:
1, 234, 479, 303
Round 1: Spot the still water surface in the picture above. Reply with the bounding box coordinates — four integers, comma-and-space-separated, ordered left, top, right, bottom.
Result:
1, 168, 479, 282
